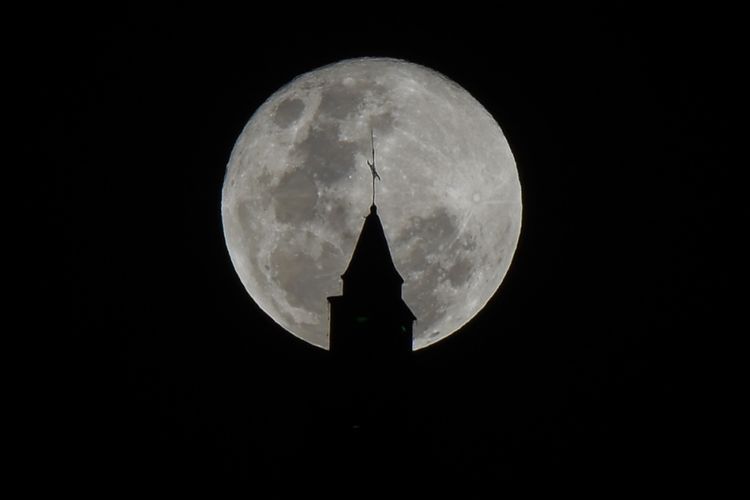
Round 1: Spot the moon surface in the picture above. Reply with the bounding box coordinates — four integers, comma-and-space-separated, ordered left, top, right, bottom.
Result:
222, 58, 522, 350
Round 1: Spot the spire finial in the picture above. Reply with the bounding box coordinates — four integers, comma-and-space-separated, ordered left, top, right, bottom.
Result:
366, 128, 381, 206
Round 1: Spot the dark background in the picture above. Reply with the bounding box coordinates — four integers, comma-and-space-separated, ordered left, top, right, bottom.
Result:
25, 4, 731, 495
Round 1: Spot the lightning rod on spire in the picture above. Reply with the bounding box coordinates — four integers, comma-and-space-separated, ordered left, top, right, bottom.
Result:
366, 128, 381, 206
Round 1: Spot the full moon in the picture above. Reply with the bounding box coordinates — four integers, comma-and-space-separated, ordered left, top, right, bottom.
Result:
222, 58, 522, 350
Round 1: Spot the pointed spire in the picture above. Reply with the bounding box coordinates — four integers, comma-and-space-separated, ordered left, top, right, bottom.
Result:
327, 179, 416, 356
341, 204, 406, 298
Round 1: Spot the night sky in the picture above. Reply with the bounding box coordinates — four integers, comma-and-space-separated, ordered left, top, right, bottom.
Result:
29, 4, 731, 495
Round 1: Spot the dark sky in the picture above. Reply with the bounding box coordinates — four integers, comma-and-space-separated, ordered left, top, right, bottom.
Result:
28, 4, 731, 495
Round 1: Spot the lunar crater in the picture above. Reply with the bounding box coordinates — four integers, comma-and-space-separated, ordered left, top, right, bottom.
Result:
271, 168, 319, 224
446, 256, 474, 287
293, 122, 359, 185
273, 98, 306, 128
318, 81, 367, 120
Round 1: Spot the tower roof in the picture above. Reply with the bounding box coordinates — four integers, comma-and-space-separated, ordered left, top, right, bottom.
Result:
342, 204, 404, 287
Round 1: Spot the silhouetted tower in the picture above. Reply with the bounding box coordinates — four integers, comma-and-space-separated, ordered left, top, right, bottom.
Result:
327, 204, 416, 362
326, 131, 414, 433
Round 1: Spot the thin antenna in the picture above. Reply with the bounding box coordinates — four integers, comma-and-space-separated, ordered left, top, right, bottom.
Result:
366, 128, 381, 206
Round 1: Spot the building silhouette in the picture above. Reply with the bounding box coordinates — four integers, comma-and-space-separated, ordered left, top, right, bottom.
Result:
327, 203, 416, 427
328, 203, 416, 360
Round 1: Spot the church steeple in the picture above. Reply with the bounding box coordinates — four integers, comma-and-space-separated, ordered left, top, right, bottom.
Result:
327, 203, 416, 356
340, 204, 404, 297
327, 129, 415, 357
326, 132, 415, 432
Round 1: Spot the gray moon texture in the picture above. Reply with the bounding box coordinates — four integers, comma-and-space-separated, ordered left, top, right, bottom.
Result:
222, 57, 522, 350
